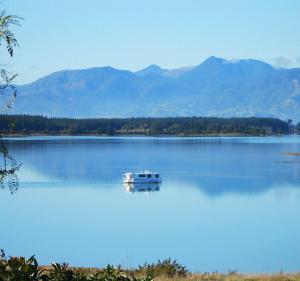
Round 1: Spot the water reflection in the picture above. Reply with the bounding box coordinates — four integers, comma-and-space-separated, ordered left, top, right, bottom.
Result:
3, 136, 300, 197
123, 182, 161, 193
0, 136, 21, 194
2, 136, 300, 272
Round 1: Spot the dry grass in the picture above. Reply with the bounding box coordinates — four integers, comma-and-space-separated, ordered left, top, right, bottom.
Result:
38, 268, 300, 281
2, 252, 299, 281
155, 273, 300, 281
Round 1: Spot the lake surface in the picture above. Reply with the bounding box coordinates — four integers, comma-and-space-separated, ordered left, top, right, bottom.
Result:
1, 136, 300, 273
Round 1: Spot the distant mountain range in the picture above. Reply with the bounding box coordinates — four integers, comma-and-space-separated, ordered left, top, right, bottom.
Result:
13, 56, 300, 121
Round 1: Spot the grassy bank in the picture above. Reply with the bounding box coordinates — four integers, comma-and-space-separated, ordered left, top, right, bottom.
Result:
1, 252, 299, 281
156, 273, 300, 281
38, 270, 300, 281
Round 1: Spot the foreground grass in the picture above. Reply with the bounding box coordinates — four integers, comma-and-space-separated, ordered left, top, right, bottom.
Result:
37, 269, 300, 281
37, 267, 300, 281
1, 251, 299, 281
155, 273, 300, 281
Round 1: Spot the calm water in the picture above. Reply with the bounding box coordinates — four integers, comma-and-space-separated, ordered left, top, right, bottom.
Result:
1, 136, 300, 273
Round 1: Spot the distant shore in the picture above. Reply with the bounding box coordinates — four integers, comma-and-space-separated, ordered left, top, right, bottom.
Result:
0, 115, 296, 136
1, 132, 292, 138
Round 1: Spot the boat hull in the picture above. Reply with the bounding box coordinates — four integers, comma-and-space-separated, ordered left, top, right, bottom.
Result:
123, 179, 161, 184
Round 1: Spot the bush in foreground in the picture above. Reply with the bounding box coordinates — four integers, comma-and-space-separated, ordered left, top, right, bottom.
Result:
136, 258, 188, 278
0, 250, 153, 281
1, 250, 300, 281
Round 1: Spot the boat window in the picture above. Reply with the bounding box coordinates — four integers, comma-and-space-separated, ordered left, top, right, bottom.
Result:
139, 174, 146, 178
155, 174, 159, 178
147, 174, 151, 178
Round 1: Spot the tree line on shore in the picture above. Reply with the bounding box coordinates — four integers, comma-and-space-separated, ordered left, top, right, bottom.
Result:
0, 114, 297, 136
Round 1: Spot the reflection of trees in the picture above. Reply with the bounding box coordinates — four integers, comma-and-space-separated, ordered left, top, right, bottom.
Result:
0, 135, 20, 193
0, 10, 22, 193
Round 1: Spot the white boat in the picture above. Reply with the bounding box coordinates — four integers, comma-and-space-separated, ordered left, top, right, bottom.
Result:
122, 170, 162, 184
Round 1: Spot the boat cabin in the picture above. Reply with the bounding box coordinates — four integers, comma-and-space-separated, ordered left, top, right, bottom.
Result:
122, 170, 161, 183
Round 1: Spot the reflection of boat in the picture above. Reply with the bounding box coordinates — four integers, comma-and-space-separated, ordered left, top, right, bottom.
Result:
122, 170, 162, 184
123, 182, 161, 193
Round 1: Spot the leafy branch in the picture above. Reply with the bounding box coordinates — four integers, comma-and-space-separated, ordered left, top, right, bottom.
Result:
0, 9, 22, 193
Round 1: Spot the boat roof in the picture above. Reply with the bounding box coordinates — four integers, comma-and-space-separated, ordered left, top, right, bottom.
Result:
123, 170, 159, 175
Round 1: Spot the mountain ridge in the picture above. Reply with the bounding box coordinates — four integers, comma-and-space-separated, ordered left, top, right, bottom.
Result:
13, 56, 300, 121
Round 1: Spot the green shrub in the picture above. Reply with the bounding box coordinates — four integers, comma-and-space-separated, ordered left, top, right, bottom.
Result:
0, 249, 48, 280
0, 250, 154, 281
137, 258, 188, 278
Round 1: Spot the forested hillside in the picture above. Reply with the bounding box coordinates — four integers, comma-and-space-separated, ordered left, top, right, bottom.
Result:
0, 115, 292, 136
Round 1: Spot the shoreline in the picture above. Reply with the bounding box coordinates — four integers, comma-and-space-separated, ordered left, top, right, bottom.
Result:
0, 115, 295, 137
1, 133, 295, 138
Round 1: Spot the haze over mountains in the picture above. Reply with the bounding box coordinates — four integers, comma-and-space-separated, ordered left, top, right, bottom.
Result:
14, 56, 300, 121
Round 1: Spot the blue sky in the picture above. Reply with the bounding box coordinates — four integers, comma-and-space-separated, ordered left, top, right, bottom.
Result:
2, 0, 300, 84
